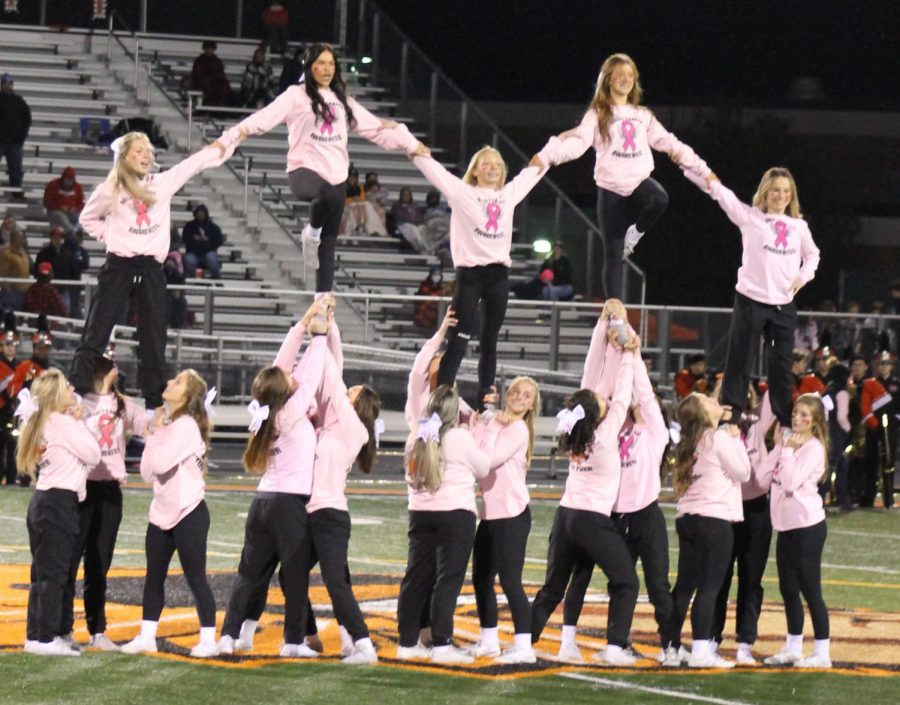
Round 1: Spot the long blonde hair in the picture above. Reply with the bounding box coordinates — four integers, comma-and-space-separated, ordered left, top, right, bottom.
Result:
794, 393, 830, 482
462, 146, 508, 189
410, 384, 458, 493
107, 131, 157, 206
589, 53, 643, 144
170, 369, 212, 472
16, 368, 71, 477
672, 394, 714, 498
507, 376, 540, 468
752, 167, 802, 218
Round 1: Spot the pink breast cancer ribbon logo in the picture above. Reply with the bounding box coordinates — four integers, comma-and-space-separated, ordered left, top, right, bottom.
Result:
98, 413, 115, 450
133, 200, 151, 227
320, 108, 335, 135
773, 221, 789, 248
619, 432, 636, 462
621, 120, 637, 152
484, 203, 501, 232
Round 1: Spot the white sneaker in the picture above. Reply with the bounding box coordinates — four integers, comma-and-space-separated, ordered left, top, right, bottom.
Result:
794, 655, 832, 669
280, 642, 318, 658
431, 646, 475, 665
764, 649, 802, 666
234, 634, 254, 652
494, 645, 536, 665
24, 637, 80, 656
556, 643, 584, 662
396, 642, 431, 660
660, 645, 682, 668
339, 626, 354, 658
61, 633, 83, 652
622, 224, 643, 259
121, 634, 158, 655
190, 642, 220, 659
467, 641, 501, 658
218, 635, 235, 655
342, 641, 378, 665
88, 633, 120, 652
301, 228, 320, 271
736, 650, 758, 666
593, 647, 637, 667
688, 653, 736, 669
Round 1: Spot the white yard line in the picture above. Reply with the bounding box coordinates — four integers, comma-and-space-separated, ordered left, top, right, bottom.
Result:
560, 672, 757, 705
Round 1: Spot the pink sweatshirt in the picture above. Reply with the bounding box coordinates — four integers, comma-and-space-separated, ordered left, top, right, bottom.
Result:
404, 426, 491, 515
140, 415, 207, 530
684, 174, 820, 305
560, 353, 634, 515
307, 352, 369, 514
257, 333, 327, 495
472, 417, 530, 520
756, 437, 827, 532
82, 393, 149, 484
412, 156, 546, 268
34, 412, 102, 501
538, 105, 710, 196
613, 356, 667, 513
221, 86, 419, 185
676, 428, 751, 522
740, 392, 775, 501
404, 327, 473, 428
79, 146, 236, 263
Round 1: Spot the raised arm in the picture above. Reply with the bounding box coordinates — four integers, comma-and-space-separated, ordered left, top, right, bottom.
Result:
714, 426, 752, 483
154, 140, 237, 198
536, 111, 595, 167
59, 415, 102, 468
505, 164, 547, 208
647, 115, 710, 178
349, 98, 420, 154
412, 155, 467, 206
221, 85, 298, 145
405, 308, 455, 427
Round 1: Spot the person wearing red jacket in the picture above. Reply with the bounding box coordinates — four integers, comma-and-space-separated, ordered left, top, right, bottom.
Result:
848, 355, 891, 508
791, 350, 826, 401
864, 352, 896, 508
675, 353, 709, 400
43, 166, 85, 237
0, 325, 19, 486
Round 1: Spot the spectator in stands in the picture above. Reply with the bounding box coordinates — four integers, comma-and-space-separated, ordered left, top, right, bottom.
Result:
23, 261, 67, 318
512, 242, 575, 301
391, 187, 427, 252
791, 349, 825, 400
422, 189, 452, 267
344, 167, 387, 236
815, 299, 838, 349
64, 228, 89, 319
414, 265, 446, 330
794, 315, 818, 353
43, 166, 85, 237
241, 47, 277, 109
862, 301, 895, 358
365, 171, 388, 214
181, 204, 223, 279
261, 0, 290, 56
35, 227, 78, 314
0, 229, 31, 311
278, 46, 303, 94
163, 253, 189, 329
674, 353, 709, 399
191, 41, 231, 107
1, 214, 18, 245
0, 73, 30, 200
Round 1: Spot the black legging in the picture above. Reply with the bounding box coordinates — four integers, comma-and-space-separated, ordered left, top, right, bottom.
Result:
142, 502, 216, 628
776, 520, 829, 639
288, 168, 346, 293
437, 263, 509, 406
595, 178, 668, 299
472, 507, 532, 634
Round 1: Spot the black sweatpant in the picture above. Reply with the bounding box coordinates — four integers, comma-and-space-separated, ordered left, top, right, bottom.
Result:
26, 489, 80, 643
288, 167, 346, 293
472, 506, 532, 634
396, 509, 476, 648
531, 506, 638, 648
142, 501, 216, 628
776, 520, 829, 639
0, 408, 16, 485
62, 480, 123, 636
862, 424, 896, 508
309, 508, 369, 641
437, 264, 509, 406
221, 492, 313, 643
712, 494, 772, 645
595, 178, 668, 299
671, 514, 734, 645
70, 254, 167, 408
721, 292, 797, 427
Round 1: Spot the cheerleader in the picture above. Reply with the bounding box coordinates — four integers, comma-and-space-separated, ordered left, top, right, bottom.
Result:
121, 369, 218, 657
71, 132, 236, 408
670, 395, 751, 668
219, 300, 329, 657
219, 42, 424, 293
469, 376, 540, 664
61, 358, 149, 651
20, 369, 101, 656
530, 342, 639, 666
533, 53, 710, 298
396, 384, 490, 664
411, 146, 548, 406
757, 394, 832, 669
680, 167, 820, 427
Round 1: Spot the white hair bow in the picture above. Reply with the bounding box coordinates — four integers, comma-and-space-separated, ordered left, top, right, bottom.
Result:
204, 387, 217, 417
821, 394, 834, 419
373, 417, 385, 448
416, 412, 443, 444
555, 404, 585, 435
669, 420, 682, 445
110, 136, 124, 162
14, 388, 37, 424
246, 399, 270, 435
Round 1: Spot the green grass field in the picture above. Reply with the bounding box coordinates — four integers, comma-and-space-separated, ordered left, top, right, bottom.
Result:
1, 474, 898, 705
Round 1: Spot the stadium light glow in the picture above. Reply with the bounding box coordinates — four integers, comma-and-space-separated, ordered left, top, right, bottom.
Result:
360, 56, 373, 64
532, 239, 552, 255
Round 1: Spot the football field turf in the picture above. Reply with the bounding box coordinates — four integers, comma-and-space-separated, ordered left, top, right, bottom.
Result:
1, 474, 897, 705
